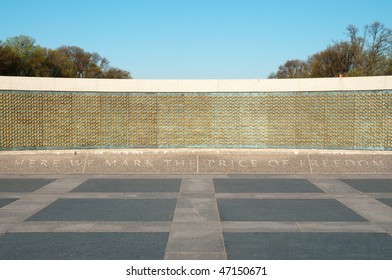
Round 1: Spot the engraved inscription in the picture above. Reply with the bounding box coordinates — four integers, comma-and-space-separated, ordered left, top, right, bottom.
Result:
12, 157, 386, 171
4, 152, 389, 175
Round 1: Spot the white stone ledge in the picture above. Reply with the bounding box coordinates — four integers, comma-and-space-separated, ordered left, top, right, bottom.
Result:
1, 76, 391, 93
2, 148, 392, 156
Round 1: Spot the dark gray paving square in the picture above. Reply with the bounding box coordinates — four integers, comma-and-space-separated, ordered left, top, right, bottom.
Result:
0, 199, 17, 209
340, 179, 392, 193
214, 179, 323, 193
224, 232, 392, 259
217, 199, 366, 221
0, 179, 55, 192
27, 199, 177, 221
72, 179, 181, 192
377, 199, 392, 208
0, 232, 168, 259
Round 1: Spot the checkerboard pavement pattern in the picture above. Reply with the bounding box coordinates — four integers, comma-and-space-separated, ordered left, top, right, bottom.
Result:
1, 175, 392, 260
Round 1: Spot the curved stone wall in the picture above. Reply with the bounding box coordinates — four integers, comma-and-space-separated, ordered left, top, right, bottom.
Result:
1, 76, 391, 150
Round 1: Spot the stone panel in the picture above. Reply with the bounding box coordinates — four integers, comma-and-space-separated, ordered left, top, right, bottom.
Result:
1, 90, 392, 150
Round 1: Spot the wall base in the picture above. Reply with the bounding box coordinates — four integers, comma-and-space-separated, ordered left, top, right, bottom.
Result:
1, 149, 391, 175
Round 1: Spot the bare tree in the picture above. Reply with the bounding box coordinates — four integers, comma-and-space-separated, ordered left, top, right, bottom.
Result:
346, 22, 392, 75
270, 22, 392, 78
365, 22, 392, 75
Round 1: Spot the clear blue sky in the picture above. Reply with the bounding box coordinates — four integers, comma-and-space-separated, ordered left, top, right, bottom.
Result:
1, 0, 392, 79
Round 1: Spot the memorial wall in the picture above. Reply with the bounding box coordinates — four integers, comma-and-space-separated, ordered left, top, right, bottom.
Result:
1, 76, 391, 151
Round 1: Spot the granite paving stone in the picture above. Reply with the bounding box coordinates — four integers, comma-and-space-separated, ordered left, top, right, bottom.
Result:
170, 222, 222, 234
59, 192, 178, 199
89, 221, 172, 232
27, 198, 177, 221
307, 179, 364, 195
224, 232, 392, 259
215, 193, 331, 199
340, 179, 392, 193
7, 221, 172, 233
0, 199, 17, 208
296, 221, 385, 232
166, 177, 226, 259
180, 178, 215, 193
165, 232, 225, 253
2, 174, 392, 260
1, 198, 58, 211
34, 178, 89, 193
222, 221, 384, 233
375, 222, 392, 232
173, 208, 220, 222
0, 179, 55, 192
214, 179, 323, 193
0, 209, 42, 222
368, 193, 392, 199
336, 197, 392, 223
164, 252, 226, 260
217, 199, 366, 221
0, 232, 169, 259
9, 221, 95, 233
222, 221, 300, 232
0, 222, 18, 233
176, 193, 216, 208
72, 179, 181, 192
377, 198, 392, 208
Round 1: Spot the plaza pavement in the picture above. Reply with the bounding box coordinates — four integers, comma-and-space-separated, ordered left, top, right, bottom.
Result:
1, 174, 392, 260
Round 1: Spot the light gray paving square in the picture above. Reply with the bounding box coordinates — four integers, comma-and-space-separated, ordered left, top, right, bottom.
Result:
0, 222, 19, 233
222, 221, 300, 232
176, 193, 216, 208
173, 208, 220, 222
375, 223, 392, 232
215, 193, 276, 199
171, 222, 222, 234
166, 233, 225, 253
9, 221, 95, 232
165, 252, 226, 260
369, 193, 392, 199
90, 221, 171, 232
0, 194, 21, 199
297, 222, 385, 233
180, 178, 214, 193
271, 193, 334, 199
